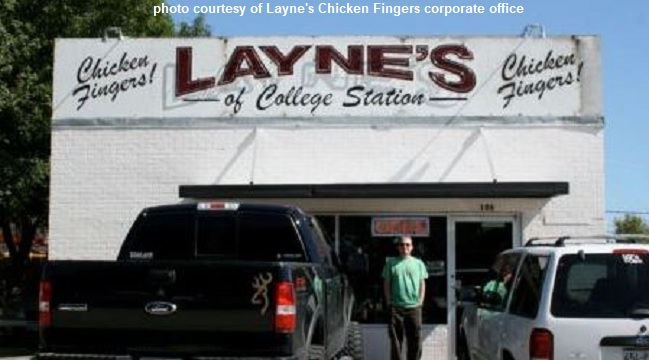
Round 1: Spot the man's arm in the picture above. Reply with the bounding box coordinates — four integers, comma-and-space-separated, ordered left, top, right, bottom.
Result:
419, 260, 428, 306
419, 279, 426, 306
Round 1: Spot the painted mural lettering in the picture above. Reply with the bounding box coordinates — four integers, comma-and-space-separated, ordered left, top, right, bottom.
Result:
174, 44, 476, 115
343, 85, 425, 107
73, 52, 158, 110
193, 83, 430, 115
256, 84, 333, 113
175, 44, 477, 95
497, 50, 584, 108
429, 44, 476, 93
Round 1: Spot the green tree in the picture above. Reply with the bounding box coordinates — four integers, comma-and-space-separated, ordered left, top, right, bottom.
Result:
614, 214, 649, 235
0, 0, 174, 313
176, 14, 212, 37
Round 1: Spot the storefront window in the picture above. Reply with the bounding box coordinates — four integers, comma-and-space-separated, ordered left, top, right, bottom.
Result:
319, 215, 448, 324
315, 215, 515, 326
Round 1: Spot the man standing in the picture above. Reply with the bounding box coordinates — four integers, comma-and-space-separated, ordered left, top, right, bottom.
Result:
382, 236, 428, 360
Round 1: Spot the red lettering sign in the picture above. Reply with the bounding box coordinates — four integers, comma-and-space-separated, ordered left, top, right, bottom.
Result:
371, 217, 430, 237
175, 44, 477, 96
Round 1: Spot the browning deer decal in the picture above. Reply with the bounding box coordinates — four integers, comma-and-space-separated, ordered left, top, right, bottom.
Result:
251, 272, 273, 315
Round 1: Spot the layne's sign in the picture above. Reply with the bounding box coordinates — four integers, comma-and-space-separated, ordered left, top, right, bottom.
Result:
52, 36, 601, 120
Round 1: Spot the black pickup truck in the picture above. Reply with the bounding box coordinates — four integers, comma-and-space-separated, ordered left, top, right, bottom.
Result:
37, 202, 363, 360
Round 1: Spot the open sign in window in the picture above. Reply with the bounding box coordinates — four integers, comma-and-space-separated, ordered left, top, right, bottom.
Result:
371, 217, 430, 237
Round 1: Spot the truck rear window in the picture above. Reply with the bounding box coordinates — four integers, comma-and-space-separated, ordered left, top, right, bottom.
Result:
127, 211, 194, 260
195, 213, 237, 257
195, 212, 306, 261
124, 210, 306, 262
237, 212, 306, 261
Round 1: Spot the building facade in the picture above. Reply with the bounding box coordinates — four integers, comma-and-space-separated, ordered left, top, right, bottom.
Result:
50, 35, 602, 359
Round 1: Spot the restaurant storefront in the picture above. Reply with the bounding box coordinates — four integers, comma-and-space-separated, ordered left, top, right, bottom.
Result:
49, 34, 603, 359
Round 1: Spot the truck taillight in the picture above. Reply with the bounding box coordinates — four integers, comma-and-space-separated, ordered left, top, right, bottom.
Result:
530, 328, 553, 360
274, 281, 296, 333
39, 280, 52, 327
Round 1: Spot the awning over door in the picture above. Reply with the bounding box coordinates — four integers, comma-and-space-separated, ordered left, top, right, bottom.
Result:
179, 182, 569, 199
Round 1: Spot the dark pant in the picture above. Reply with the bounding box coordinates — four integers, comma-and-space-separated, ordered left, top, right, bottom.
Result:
388, 306, 423, 360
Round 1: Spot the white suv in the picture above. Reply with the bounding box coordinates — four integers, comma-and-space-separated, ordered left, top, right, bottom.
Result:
457, 235, 649, 360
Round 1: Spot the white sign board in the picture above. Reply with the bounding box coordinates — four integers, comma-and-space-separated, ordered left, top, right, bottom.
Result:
52, 36, 601, 121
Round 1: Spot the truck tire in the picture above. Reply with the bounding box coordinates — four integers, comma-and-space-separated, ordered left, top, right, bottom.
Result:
342, 321, 363, 360
308, 344, 326, 360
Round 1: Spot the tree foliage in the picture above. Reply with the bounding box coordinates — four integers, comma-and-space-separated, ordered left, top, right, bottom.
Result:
614, 214, 649, 235
0, 0, 176, 313
176, 14, 212, 37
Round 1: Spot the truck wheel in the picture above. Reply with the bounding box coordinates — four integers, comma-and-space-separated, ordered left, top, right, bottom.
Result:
308, 344, 326, 360
342, 321, 363, 360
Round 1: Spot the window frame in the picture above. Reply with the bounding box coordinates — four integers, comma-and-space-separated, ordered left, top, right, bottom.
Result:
508, 253, 549, 319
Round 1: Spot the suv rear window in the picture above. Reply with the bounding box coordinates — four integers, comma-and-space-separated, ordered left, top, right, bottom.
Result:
551, 252, 649, 318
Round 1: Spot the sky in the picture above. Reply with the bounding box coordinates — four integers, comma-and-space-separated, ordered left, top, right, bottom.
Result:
169, 0, 649, 227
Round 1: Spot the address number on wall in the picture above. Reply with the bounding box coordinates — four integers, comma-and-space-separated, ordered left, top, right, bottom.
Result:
480, 203, 495, 212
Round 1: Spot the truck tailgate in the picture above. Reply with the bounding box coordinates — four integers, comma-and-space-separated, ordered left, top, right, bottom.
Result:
43, 260, 292, 355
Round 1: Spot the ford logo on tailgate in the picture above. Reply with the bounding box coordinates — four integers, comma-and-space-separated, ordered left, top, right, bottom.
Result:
144, 301, 177, 315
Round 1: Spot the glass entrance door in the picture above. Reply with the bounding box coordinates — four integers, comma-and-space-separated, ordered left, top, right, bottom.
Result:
447, 216, 519, 359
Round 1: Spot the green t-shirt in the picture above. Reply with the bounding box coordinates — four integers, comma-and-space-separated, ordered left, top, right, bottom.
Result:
382, 256, 429, 308
483, 280, 507, 298
481, 280, 508, 308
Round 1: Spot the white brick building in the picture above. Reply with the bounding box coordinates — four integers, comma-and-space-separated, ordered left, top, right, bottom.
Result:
50, 35, 602, 360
